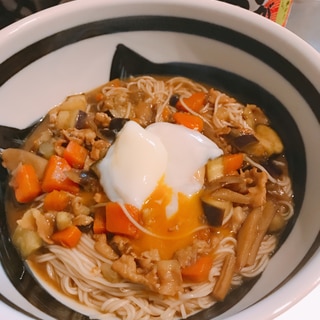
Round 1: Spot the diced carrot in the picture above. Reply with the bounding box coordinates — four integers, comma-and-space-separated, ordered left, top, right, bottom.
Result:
109, 78, 121, 87
12, 164, 42, 203
43, 190, 70, 211
176, 92, 206, 112
51, 225, 81, 248
161, 105, 172, 122
95, 92, 105, 102
63, 140, 88, 169
181, 255, 214, 282
173, 112, 204, 132
105, 202, 140, 237
223, 153, 244, 174
93, 207, 107, 234
207, 153, 244, 182
42, 155, 80, 194
95, 79, 120, 101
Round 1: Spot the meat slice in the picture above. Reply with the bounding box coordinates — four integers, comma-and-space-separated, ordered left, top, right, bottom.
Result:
156, 260, 183, 296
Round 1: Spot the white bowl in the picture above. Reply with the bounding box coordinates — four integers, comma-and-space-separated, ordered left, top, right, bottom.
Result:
0, 0, 319, 319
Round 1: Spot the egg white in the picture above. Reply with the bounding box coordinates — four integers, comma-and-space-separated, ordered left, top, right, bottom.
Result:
97, 120, 167, 209
98, 120, 223, 218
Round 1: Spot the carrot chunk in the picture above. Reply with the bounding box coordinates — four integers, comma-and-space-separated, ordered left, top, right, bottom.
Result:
223, 153, 244, 175
176, 92, 206, 112
93, 207, 107, 234
173, 112, 204, 132
63, 140, 88, 169
161, 105, 172, 122
95, 92, 105, 102
42, 155, 79, 193
51, 225, 81, 248
181, 255, 214, 282
105, 202, 140, 237
12, 164, 42, 203
44, 190, 70, 211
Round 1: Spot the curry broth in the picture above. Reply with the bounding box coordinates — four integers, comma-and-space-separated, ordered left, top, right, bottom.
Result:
3, 76, 294, 318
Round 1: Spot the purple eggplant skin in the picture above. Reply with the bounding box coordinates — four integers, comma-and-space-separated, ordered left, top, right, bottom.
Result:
109, 118, 129, 132
201, 199, 224, 227
232, 134, 258, 150
75, 110, 89, 129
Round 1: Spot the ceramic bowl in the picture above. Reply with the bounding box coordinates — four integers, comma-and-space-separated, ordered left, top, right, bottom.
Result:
0, 0, 319, 319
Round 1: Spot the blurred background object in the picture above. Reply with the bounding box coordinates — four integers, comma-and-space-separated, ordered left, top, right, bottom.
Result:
286, 0, 320, 51
0, 0, 71, 29
220, 0, 293, 25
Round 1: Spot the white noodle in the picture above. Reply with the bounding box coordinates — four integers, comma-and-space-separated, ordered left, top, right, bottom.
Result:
277, 200, 294, 220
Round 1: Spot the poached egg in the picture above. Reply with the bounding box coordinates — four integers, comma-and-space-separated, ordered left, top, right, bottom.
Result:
97, 120, 223, 258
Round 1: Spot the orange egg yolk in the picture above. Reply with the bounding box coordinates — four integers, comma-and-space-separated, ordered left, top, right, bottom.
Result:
131, 178, 205, 259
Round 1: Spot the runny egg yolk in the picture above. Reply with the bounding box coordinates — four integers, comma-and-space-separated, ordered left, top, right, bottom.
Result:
98, 120, 223, 259
131, 177, 205, 259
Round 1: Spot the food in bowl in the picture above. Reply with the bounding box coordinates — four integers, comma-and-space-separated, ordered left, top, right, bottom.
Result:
2, 74, 293, 319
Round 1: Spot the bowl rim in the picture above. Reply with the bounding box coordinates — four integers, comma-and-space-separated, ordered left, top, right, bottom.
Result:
0, 0, 319, 97
1, 0, 320, 65
0, 0, 319, 319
